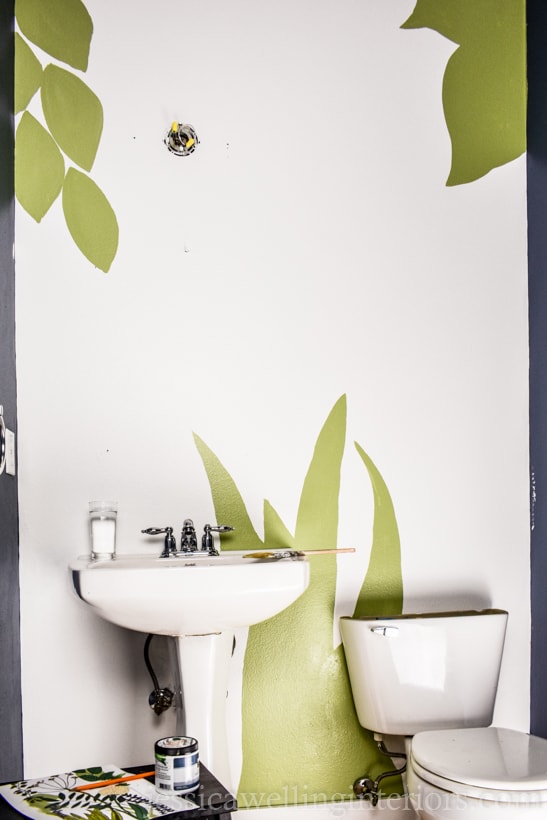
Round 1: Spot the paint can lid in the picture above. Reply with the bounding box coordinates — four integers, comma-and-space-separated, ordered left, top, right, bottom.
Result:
155, 736, 198, 755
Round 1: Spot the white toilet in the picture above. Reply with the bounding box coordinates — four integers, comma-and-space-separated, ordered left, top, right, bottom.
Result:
339, 610, 547, 818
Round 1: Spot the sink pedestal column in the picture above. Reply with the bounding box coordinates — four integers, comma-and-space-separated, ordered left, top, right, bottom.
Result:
173, 632, 234, 792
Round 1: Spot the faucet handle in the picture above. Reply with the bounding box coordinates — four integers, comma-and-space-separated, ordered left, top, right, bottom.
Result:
201, 524, 234, 555
142, 526, 177, 557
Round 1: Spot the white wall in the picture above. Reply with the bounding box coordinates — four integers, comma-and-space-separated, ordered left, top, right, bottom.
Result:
16, 0, 529, 795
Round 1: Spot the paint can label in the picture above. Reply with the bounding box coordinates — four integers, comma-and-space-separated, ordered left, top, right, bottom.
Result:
155, 736, 199, 794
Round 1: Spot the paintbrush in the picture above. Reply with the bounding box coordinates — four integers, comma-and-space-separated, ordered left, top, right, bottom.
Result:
243, 548, 355, 559
73, 771, 155, 791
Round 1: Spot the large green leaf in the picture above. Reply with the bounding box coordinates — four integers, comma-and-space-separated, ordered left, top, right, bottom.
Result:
196, 398, 404, 804
263, 500, 295, 548
238, 396, 356, 803
193, 433, 264, 551
402, 0, 526, 185
14, 34, 42, 114
15, 0, 93, 71
41, 65, 103, 172
294, 394, 346, 549
353, 443, 403, 617
15, 112, 64, 222
62, 168, 118, 272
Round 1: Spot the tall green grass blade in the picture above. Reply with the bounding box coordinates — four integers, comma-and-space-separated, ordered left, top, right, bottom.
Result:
238, 395, 387, 803
353, 443, 403, 617
195, 398, 404, 803
294, 394, 346, 550
193, 433, 263, 551
263, 500, 295, 548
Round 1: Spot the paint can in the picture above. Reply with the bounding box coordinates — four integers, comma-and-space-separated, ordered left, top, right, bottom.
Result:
154, 736, 199, 795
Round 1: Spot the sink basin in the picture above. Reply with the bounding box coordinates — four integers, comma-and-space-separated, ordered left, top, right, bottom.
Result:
70, 549, 310, 790
70, 550, 309, 636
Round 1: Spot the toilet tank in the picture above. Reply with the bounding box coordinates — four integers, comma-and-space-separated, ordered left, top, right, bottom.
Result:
340, 609, 508, 736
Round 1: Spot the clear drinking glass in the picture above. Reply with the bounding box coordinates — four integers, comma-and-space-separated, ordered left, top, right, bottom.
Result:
88, 501, 117, 560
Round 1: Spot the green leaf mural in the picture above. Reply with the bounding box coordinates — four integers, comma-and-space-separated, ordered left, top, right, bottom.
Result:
41, 65, 103, 172
263, 500, 295, 548
15, 0, 119, 271
14, 34, 42, 114
15, 0, 93, 72
401, 0, 526, 185
196, 396, 404, 805
62, 168, 119, 273
193, 435, 264, 551
353, 443, 403, 618
15, 112, 65, 222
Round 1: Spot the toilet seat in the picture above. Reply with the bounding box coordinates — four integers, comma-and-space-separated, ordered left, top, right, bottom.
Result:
410, 727, 547, 803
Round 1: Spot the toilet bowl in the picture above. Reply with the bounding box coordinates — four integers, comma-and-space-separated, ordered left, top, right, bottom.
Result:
407, 727, 547, 818
339, 611, 547, 818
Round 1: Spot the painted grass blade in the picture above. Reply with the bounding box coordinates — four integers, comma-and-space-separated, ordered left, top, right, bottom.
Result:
193, 433, 263, 551
352, 442, 403, 618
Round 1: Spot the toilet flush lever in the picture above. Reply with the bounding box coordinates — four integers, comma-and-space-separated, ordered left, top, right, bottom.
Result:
370, 625, 399, 637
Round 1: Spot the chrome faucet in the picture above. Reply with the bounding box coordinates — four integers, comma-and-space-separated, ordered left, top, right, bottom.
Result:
142, 521, 234, 557
180, 519, 198, 552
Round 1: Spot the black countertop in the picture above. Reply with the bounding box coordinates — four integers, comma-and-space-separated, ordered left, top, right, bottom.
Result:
0, 764, 237, 820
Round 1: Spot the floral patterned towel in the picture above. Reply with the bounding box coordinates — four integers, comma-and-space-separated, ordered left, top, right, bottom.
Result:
0, 764, 197, 820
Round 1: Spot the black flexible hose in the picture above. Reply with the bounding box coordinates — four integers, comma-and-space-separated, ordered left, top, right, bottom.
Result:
143, 634, 174, 715
144, 633, 161, 691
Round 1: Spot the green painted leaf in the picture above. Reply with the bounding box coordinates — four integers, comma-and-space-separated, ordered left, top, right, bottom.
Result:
294, 393, 346, 549
353, 443, 403, 617
15, 112, 64, 222
193, 433, 264, 551
402, 0, 526, 185
14, 34, 43, 114
62, 168, 119, 272
195, 398, 404, 803
41, 65, 103, 172
15, 0, 93, 71
263, 500, 295, 548
238, 396, 394, 802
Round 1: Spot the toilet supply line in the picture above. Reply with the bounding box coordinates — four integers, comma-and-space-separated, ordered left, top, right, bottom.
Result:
353, 736, 407, 806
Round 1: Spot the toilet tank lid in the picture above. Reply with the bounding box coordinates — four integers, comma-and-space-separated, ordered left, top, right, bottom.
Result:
412, 727, 547, 792
343, 608, 508, 621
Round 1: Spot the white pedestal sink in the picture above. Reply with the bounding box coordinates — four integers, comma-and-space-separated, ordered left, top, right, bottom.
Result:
70, 551, 309, 790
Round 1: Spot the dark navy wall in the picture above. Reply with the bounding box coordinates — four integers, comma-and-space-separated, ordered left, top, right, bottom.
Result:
0, 0, 23, 781
527, 0, 547, 737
